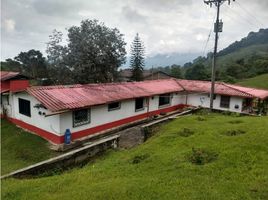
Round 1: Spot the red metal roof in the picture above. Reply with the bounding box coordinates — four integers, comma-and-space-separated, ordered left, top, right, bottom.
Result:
0, 71, 20, 81
177, 80, 254, 98
27, 79, 268, 112
223, 83, 268, 100
27, 79, 184, 112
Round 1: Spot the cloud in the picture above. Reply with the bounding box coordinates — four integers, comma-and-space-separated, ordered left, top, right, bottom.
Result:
121, 6, 148, 24
1, 0, 268, 62
3, 19, 16, 32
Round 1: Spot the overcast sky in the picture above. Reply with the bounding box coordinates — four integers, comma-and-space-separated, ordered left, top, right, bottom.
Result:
1, 0, 268, 61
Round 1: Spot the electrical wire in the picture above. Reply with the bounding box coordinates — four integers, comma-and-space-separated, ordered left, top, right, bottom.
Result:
203, 12, 217, 56
235, 1, 265, 27
223, 3, 261, 29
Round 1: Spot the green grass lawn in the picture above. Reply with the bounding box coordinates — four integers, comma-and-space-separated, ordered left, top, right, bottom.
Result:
1, 119, 59, 175
2, 113, 268, 200
237, 74, 268, 89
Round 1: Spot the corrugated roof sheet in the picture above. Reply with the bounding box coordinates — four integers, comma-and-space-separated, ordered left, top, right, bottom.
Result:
0, 71, 20, 81
177, 80, 254, 98
27, 79, 184, 112
26, 79, 268, 112
224, 83, 268, 100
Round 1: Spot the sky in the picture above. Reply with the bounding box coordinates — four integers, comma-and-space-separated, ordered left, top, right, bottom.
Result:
1, 0, 268, 62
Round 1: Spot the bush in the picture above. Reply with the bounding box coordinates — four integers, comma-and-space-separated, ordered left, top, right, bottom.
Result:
222, 111, 232, 115
196, 109, 210, 115
178, 128, 195, 137
224, 129, 246, 136
189, 148, 218, 165
196, 116, 206, 121
228, 120, 243, 124
131, 154, 150, 164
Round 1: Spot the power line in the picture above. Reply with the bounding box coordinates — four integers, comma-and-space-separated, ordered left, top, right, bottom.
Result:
223, 3, 261, 29
235, 1, 265, 27
203, 12, 217, 56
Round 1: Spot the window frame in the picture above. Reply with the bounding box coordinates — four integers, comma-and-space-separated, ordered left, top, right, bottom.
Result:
135, 97, 145, 112
108, 101, 121, 111
158, 93, 171, 107
72, 108, 91, 127
18, 98, 31, 117
220, 95, 231, 108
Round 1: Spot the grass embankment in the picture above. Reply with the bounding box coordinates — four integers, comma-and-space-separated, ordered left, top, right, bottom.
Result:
2, 114, 268, 200
1, 119, 59, 175
237, 73, 268, 89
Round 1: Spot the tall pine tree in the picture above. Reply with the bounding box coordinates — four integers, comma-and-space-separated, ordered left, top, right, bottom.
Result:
130, 33, 145, 81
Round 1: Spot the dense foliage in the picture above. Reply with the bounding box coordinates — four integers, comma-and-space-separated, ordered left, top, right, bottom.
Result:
1, 50, 47, 79
47, 19, 127, 84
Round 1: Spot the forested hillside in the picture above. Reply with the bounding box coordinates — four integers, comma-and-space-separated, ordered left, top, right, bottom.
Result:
182, 28, 268, 82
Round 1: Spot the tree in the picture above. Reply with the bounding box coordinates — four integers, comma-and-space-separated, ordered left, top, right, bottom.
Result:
67, 19, 126, 83
130, 33, 145, 81
14, 49, 47, 78
46, 20, 127, 84
1, 59, 22, 72
170, 64, 182, 78
46, 30, 74, 84
185, 64, 208, 80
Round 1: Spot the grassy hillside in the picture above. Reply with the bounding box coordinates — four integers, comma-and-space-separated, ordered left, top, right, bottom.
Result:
2, 114, 268, 200
237, 74, 268, 89
1, 119, 59, 175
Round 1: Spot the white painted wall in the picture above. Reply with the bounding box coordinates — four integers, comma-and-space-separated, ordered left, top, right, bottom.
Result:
187, 93, 243, 112
60, 92, 186, 134
12, 92, 60, 135
4, 91, 243, 139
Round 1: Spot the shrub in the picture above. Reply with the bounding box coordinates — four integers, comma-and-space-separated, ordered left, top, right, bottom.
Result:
222, 111, 232, 116
224, 129, 246, 136
196, 109, 210, 115
196, 116, 206, 121
228, 120, 243, 124
178, 128, 195, 137
189, 148, 218, 165
131, 154, 150, 164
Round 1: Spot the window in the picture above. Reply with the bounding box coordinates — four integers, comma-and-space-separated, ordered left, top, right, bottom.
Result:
18, 98, 31, 117
159, 93, 171, 107
220, 95, 230, 108
135, 98, 144, 111
73, 109, 90, 127
108, 102, 120, 111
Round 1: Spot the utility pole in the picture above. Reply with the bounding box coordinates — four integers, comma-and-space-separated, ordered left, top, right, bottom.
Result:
204, 0, 235, 111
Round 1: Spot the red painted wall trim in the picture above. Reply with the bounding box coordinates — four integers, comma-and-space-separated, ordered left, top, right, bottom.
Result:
71, 104, 187, 140
7, 117, 62, 144
7, 104, 187, 144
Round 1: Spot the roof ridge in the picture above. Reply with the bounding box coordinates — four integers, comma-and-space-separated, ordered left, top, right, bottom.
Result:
28, 84, 82, 90
174, 79, 187, 91
220, 82, 254, 97
232, 83, 268, 91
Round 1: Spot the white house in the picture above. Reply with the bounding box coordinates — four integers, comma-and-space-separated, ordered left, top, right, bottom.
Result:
1, 71, 268, 145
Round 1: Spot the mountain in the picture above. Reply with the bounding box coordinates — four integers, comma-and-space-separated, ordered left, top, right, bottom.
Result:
183, 28, 268, 82
218, 28, 268, 57
144, 52, 201, 68
121, 52, 201, 69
